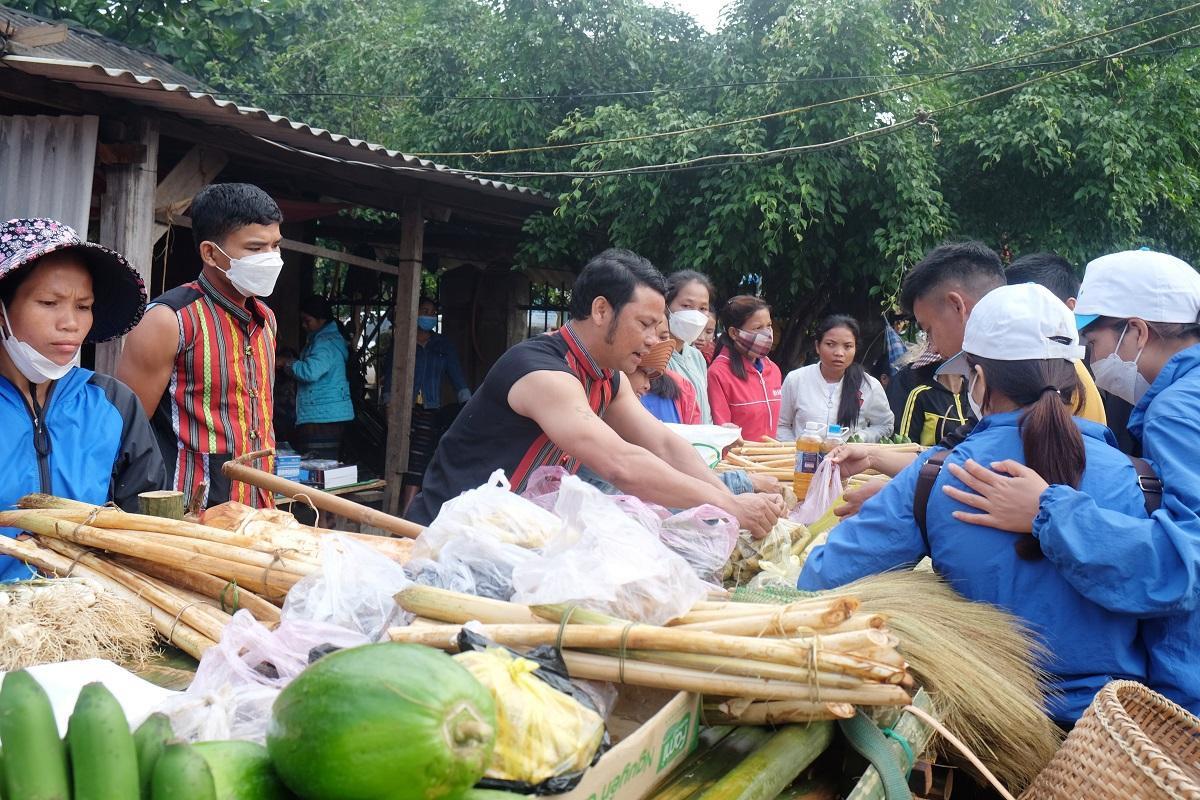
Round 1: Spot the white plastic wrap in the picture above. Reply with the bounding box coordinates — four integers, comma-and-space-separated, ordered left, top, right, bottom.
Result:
659, 505, 740, 583
790, 457, 843, 525
157, 611, 367, 743
417, 469, 562, 557
511, 478, 707, 624
282, 534, 411, 640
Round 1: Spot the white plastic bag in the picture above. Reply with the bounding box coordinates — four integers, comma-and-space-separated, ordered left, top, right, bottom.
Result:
157, 610, 367, 743
659, 505, 740, 584
417, 470, 562, 557
437, 533, 539, 600
282, 534, 411, 640
663, 423, 742, 467
790, 458, 843, 525
511, 477, 707, 624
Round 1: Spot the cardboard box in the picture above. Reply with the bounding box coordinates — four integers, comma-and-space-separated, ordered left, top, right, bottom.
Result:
299, 460, 358, 489
559, 689, 701, 800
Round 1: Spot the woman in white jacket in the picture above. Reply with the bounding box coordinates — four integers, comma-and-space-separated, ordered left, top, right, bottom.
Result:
778, 315, 894, 442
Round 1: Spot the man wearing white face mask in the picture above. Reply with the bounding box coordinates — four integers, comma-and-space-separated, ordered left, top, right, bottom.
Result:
944, 248, 1200, 715
118, 183, 285, 510
0, 218, 165, 580
664, 270, 716, 424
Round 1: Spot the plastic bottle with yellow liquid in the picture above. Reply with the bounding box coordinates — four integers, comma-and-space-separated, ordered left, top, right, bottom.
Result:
793, 422, 825, 500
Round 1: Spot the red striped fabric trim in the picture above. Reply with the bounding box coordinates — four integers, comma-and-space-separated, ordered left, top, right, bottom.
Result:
510, 327, 615, 492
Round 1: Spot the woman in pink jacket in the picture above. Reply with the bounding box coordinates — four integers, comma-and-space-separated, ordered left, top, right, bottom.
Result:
707, 295, 782, 442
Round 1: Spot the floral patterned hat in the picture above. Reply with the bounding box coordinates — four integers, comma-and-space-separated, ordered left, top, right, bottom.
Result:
0, 218, 147, 342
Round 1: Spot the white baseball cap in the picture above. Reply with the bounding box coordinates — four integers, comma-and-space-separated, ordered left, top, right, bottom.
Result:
939, 283, 1085, 375
1074, 249, 1200, 330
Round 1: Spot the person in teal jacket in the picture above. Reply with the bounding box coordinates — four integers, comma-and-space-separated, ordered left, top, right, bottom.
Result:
800, 284, 1150, 724
943, 249, 1200, 715
281, 295, 354, 460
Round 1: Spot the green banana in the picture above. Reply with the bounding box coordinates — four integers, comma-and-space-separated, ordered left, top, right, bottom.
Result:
0, 670, 70, 800
67, 682, 140, 800
134, 713, 175, 800
151, 742, 217, 800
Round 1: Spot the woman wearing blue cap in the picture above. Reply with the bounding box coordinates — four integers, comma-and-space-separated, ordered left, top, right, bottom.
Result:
799, 283, 1150, 724
0, 218, 166, 581
943, 249, 1200, 715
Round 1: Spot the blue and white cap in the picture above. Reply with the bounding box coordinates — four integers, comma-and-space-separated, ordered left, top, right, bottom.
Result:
1075, 249, 1200, 330
938, 283, 1086, 376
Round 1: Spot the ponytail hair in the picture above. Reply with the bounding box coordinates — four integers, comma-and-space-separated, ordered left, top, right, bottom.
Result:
816, 315, 865, 430
968, 355, 1084, 560
714, 295, 770, 381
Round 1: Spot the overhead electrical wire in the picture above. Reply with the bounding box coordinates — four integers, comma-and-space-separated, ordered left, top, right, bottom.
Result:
217, 43, 1200, 103
251, 18, 1200, 187
405, 0, 1200, 159
422, 19, 1200, 179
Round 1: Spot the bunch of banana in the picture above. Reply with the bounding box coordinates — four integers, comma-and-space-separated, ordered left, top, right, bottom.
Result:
0, 669, 217, 800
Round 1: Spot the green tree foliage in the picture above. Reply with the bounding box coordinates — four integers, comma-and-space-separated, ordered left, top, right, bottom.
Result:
11, 0, 319, 91
17, 0, 1200, 365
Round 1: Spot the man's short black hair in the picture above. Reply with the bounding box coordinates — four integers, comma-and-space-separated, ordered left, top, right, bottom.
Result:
191, 183, 283, 253
899, 241, 1005, 313
569, 248, 667, 320
1005, 252, 1080, 304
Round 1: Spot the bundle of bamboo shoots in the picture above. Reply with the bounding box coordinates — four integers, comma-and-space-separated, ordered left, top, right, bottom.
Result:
717, 438, 922, 481
0, 495, 350, 660
390, 585, 913, 722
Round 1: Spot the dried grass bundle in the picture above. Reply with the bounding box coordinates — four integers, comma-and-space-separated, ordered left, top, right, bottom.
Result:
840, 570, 1063, 794
0, 578, 157, 671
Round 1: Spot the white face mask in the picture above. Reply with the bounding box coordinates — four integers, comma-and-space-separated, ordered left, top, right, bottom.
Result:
668, 308, 709, 346
214, 245, 284, 298
1091, 324, 1151, 405
967, 369, 984, 420
0, 301, 79, 385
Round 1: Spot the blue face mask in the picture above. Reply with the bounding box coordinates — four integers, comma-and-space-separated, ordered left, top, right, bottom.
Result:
417, 315, 438, 332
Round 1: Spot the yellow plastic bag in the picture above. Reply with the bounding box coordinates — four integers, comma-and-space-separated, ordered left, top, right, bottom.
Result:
454, 648, 605, 785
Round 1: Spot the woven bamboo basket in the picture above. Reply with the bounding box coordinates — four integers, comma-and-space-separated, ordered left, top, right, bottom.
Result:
1021, 681, 1200, 800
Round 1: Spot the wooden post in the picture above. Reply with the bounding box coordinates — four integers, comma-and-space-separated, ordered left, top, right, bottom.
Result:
95, 117, 159, 375
383, 199, 425, 516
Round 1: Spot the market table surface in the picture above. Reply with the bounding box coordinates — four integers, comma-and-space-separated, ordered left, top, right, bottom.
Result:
274, 478, 388, 506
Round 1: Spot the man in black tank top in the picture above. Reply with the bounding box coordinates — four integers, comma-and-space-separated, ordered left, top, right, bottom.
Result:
407, 249, 785, 537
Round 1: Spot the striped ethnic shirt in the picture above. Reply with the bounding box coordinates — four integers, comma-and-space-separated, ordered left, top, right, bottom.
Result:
149, 272, 277, 510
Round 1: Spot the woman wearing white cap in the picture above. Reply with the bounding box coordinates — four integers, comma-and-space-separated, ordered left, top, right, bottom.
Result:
943, 249, 1200, 715
800, 282, 1151, 724
0, 218, 166, 581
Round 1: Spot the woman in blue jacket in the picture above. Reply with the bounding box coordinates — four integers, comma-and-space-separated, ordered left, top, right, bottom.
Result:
943, 249, 1200, 716
800, 283, 1149, 724
281, 295, 354, 460
0, 218, 165, 580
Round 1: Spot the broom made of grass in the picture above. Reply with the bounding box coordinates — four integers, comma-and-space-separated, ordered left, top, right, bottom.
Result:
392, 585, 912, 710
0, 535, 216, 659
837, 571, 1062, 795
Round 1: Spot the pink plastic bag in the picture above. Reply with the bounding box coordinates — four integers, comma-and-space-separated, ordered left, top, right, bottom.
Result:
659, 505, 739, 583
790, 458, 842, 525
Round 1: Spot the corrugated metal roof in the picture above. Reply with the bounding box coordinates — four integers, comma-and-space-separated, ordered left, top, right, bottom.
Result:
0, 5, 200, 88
0, 113, 97, 233
1, 54, 554, 207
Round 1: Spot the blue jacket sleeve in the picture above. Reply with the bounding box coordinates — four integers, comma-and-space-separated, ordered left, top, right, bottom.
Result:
291, 338, 341, 384
90, 374, 167, 510
1036, 413, 1200, 615
799, 452, 934, 590
440, 339, 469, 394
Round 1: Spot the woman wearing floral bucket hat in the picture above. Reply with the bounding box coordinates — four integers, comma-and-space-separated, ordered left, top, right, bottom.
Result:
0, 218, 166, 581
